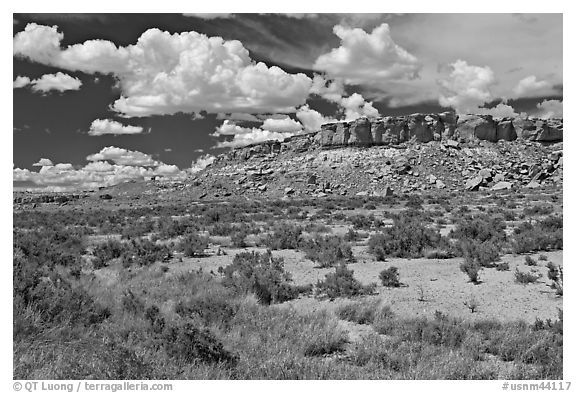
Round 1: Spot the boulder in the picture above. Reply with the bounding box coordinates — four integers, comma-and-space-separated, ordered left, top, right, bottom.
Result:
492, 181, 513, 191
465, 176, 484, 191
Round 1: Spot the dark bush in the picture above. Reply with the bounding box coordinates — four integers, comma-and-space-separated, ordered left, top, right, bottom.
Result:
316, 262, 376, 299
161, 322, 237, 365
301, 235, 355, 268
511, 217, 562, 254
525, 256, 537, 266
178, 232, 209, 257
368, 217, 444, 259
379, 267, 401, 287
221, 250, 311, 305
514, 268, 540, 284
460, 259, 482, 284
262, 223, 302, 250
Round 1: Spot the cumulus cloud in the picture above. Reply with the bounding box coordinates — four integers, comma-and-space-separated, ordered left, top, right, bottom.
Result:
261, 117, 303, 133
476, 103, 518, 118
438, 60, 496, 114
32, 158, 54, 167
534, 99, 563, 119
14, 147, 188, 191
88, 119, 144, 136
189, 154, 216, 173
13, 23, 313, 117
215, 129, 291, 148
314, 23, 421, 85
13, 72, 81, 92
86, 146, 158, 166
296, 105, 331, 132
309, 74, 379, 120
513, 75, 553, 98
30, 72, 82, 92
13, 75, 31, 88
339, 93, 379, 120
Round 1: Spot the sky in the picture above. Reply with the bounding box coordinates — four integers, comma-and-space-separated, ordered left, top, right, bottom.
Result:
12, 13, 563, 191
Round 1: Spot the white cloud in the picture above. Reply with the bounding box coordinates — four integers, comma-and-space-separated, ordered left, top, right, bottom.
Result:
438, 60, 496, 114
261, 117, 302, 133
314, 23, 421, 85
32, 158, 54, 167
14, 147, 188, 191
88, 119, 144, 136
14, 23, 313, 117
476, 103, 518, 118
13, 76, 31, 88
30, 72, 82, 93
189, 154, 216, 173
86, 146, 158, 166
534, 99, 563, 119
215, 129, 291, 148
513, 75, 553, 98
339, 93, 379, 120
296, 105, 331, 132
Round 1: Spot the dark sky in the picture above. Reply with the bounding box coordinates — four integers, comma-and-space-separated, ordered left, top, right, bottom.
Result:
13, 13, 562, 190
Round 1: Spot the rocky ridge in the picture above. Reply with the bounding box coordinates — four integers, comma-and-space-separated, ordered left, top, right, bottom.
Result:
202, 113, 562, 199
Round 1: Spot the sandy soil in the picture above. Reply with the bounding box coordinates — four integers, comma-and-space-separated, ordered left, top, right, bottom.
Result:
166, 245, 562, 323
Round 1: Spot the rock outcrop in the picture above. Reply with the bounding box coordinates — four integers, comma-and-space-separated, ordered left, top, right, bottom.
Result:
316, 113, 561, 148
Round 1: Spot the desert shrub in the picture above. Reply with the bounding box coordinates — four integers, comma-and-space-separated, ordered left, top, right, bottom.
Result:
496, 262, 510, 271
449, 214, 507, 245
121, 289, 146, 315
523, 204, 554, 216
514, 268, 540, 284
161, 321, 237, 365
301, 235, 355, 268
379, 267, 401, 287
120, 238, 171, 266
178, 232, 209, 257
304, 222, 332, 234
221, 250, 311, 305
262, 223, 302, 250
511, 216, 563, 254
460, 259, 482, 284
344, 228, 361, 242
350, 214, 374, 230
92, 239, 126, 269
316, 262, 377, 300
405, 195, 423, 210
121, 218, 154, 239
538, 254, 548, 261
230, 232, 247, 248
525, 256, 537, 266
456, 239, 500, 268
175, 286, 239, 328
368, 217, 444, 259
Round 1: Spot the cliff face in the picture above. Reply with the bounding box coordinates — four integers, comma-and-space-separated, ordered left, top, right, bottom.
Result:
221, 113, 563, 162
317, 113, 563, 147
